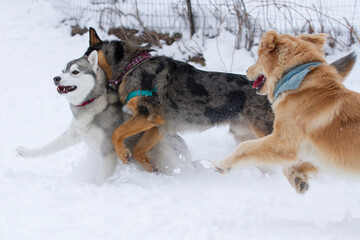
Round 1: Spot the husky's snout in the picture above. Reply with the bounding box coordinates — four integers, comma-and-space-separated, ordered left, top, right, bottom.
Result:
53, 76, 61, 86
53, 76, 77, 94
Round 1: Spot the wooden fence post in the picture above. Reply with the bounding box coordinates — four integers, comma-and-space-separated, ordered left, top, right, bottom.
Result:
186, 0, 195, 37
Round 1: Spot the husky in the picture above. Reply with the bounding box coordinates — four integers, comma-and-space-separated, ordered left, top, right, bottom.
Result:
85, 28, 355, 193
16, 50, 192, 184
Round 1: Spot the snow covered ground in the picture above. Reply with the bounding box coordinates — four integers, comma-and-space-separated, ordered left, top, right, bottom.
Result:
1, 1, 360, 239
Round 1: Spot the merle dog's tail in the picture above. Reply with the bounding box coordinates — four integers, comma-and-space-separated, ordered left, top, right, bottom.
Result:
330, 51, 357, 79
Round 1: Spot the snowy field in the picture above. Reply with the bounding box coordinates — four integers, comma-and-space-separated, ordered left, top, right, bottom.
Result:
1, 1, 360, 239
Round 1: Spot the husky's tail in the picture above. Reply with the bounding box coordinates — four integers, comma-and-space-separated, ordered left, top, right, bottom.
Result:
330, 52, 357, 79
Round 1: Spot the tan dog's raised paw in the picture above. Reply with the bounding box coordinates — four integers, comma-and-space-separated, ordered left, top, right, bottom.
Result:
212, 161, 232, 174
285, 171, 310, 194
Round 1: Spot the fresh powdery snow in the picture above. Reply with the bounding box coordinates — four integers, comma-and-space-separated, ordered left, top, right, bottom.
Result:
1, 1, 360, 240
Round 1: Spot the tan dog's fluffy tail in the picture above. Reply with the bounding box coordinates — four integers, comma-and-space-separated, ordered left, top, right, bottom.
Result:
330, 52, 357, 79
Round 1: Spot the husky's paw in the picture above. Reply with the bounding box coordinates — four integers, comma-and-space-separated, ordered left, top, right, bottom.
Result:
284, 169, 309, 194
16, 146, 38, 158
212, 161, 232, 174
95, 174, 109, 186
95, 177, 104, 186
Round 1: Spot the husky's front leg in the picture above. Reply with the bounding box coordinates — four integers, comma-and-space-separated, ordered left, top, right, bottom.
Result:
95, 152, 118, 185
16, 120, 81, 158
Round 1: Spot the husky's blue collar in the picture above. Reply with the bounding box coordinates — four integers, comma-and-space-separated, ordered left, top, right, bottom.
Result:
126, 87, 157, 102
273, 62, 322, 100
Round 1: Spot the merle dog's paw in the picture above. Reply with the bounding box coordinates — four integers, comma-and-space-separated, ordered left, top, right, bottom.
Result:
116, 147, 131, 165
16, 146, 38, 158
125, 148, 132, 163
152, 164, 159, 173
141, 160, 158, 173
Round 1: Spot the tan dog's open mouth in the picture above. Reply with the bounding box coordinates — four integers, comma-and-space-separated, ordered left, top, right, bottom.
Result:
252, 75, 266, 90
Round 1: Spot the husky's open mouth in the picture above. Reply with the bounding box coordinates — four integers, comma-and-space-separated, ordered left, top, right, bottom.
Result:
57, 85, 77, 94
252, 75, 266, 90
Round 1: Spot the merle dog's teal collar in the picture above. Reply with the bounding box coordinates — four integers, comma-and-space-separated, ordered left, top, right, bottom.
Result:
126, 87, 157, 102
273, 62, 322, 100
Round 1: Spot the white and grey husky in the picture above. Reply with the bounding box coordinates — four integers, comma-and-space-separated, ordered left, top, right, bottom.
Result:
16, 50, 192, 184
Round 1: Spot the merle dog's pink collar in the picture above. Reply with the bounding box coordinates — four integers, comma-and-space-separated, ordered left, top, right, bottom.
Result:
109, 52, 152, 90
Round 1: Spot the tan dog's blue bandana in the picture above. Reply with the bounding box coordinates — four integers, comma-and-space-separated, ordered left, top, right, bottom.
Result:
273, 62, 322, 100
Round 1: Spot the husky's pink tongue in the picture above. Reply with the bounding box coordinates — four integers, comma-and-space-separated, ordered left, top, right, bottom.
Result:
252, 75, 265, 89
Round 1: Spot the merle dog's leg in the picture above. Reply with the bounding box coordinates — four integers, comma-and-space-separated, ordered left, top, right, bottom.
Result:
229, 122, 256, 143
112, 97, 164, 172
132, 126, 163, 172
112, 115, 164, 171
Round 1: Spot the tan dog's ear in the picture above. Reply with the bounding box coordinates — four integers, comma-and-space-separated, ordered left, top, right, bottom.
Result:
89, 27, 102, 46
259, 30, 279, 52
298, 33, 327, 49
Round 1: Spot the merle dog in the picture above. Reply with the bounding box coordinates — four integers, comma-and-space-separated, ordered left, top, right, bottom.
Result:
85, 28, 355, 192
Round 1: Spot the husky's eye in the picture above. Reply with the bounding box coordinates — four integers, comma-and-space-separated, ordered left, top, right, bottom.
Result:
72, 70, 79, 75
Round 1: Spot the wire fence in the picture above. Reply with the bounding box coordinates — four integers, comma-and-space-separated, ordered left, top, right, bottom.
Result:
52, 0, 360, 49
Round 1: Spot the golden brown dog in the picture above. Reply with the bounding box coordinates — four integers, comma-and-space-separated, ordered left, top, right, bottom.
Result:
214, 30, 360, 192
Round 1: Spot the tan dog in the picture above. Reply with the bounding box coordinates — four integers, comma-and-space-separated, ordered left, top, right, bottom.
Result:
214, 30, 360, 193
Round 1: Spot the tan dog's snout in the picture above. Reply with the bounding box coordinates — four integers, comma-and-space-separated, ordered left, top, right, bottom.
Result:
246, 65, 256, 80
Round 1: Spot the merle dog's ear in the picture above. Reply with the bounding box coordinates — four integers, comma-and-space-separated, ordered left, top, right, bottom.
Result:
88, 50, 98, 72
89, 27, 102, 46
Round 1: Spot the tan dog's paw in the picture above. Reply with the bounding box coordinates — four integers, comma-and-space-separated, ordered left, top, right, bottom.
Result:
284, 169, 309, 194
212, 161, 232, 174
294, 175, 309, 194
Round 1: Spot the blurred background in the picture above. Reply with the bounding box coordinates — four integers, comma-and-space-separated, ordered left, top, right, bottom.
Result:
53, 0, 360, 55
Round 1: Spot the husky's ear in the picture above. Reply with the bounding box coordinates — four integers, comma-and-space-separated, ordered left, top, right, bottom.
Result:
88, 50, 98, 73
89, 27, 102, 46
298, 33, 327, 50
